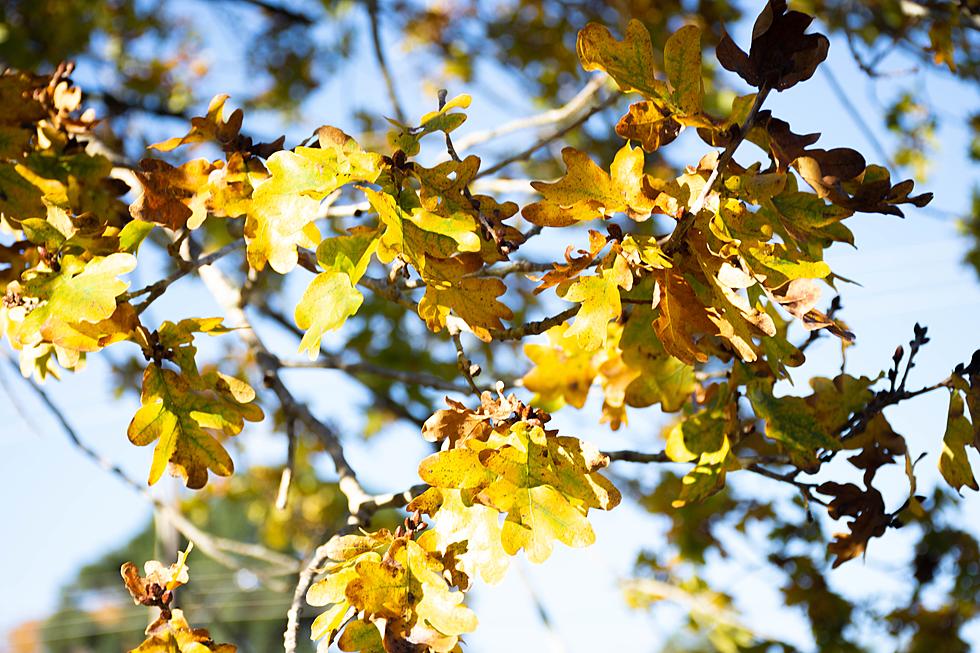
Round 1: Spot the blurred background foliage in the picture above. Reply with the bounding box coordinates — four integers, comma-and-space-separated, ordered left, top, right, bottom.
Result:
1, 1, 978, 652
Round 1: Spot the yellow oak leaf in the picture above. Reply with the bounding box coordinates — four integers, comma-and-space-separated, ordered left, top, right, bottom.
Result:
294, 228, 379, 358
365, 184, 480, 273
419, 421, 619, 564
939, 391, 978, 492
9, 253, 136, 352
245, 129, 380, 273
339, 537, 477, 652
408, 488, 510, 587
128, 363, 263, 489
417, 255, 512, 342
294, 272, 363, 358
307, 531, 393, 648
561, 256, 633, 352
522, 144, 657, 226
388, 93, 471, 156
577, 19, 669, 100
522, 323, 597, 410
129, 609, 236, 653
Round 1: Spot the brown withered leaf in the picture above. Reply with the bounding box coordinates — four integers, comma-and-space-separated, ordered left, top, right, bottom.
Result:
818, 481, 891, 567
716, 0, 829, 91
130, 158, 216, 231
836, 165, 933, 217
652, 268, 714, 364
846, 414, 907, 486
770, 278, 822, 320
120, 546, 192, 607
534, 230, 608, 294
422, 397, 493, 448
616, 101, 682, 152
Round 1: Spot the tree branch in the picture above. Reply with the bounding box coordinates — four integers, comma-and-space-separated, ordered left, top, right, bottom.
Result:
476, 93, 620, 179
123, 241, 243, 313
366, 0, 406, 124
453, 75, 607, 153
1, 354, 299, 587
277, 356, 474, 393
490, 306, 580, 341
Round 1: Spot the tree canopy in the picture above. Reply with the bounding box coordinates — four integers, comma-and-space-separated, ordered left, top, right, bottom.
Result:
1, 1, 979, 652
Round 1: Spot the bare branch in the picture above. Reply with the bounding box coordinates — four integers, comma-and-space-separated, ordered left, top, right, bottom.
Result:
366, 0, 406, 124
123, 241, 243, 313
477, 93, 620, 179
453, 75, 607, 153
490, 306, 579, 341
605, 449, 670, 464
196, 259, 373, 516
277, 357, 474, 393
1, 354, 299, 586
449, 325, 482, 397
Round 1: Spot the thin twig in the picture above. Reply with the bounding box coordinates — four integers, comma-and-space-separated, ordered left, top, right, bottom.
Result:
477, 93, 620, 179
490, 306, 579, 341
475, 260, 556, 278
453, 76, 607, 153
439, 89, 509, 253
449, 326, 482, 397
231, 0, 314, 24
366, 0, 406, 124
820, 66, 894, 169
605, 449, 670, 464
123, 241, 243, 313
276, 416, 297, 511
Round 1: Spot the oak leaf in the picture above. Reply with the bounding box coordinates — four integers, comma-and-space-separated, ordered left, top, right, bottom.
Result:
939, 391, 978, 492
8, 253, 136, 353
294, 227, 378, 357
245, 129, 380, 273
747, 380, 840, 467
577, 20, 669, 101
130, 609, 237, 653
417, 255, 512, 342
522, 144, 657, 226
664, 24, 704, 115
716, 0, 829, 91
419, 421, 620, 563
560, 255, 633, 352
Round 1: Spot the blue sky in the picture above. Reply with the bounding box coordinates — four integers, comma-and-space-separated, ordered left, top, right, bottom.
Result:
2, 2, 979, 651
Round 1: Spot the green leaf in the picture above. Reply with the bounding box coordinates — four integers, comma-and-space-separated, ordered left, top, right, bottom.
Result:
577, 20, 669, 101
939, 391, 978, 492
747, 381, 840, 466
664, 24, 704, 114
